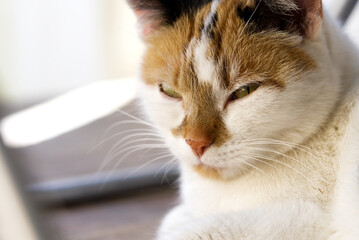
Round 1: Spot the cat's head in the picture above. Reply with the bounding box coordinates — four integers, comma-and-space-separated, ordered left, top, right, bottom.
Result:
128, 0, 340, 180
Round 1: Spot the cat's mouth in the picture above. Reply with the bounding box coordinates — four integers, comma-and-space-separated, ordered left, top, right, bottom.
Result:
193, 163, 223, 180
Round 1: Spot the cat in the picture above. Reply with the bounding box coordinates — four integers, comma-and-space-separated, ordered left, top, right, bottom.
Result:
126, 0, 359, 239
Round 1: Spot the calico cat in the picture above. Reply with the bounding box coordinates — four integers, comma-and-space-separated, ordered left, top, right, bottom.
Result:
127, 0, 359, 239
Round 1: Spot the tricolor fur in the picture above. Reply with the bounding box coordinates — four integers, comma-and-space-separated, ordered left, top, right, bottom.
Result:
127, 0, 359, 239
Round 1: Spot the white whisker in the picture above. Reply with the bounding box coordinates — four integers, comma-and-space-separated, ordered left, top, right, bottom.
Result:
109, 135, 165, 153
250, 152, 315, 186
98, 143, 167, 173
240, 160, 265, 174
90, 128, 162, 153
105, 133, 165, 160
244, 145, 319, 176
244, 154, 281, 173
116, 109, 159, 129
242, 137, 330, 172
231, 0, 262, 59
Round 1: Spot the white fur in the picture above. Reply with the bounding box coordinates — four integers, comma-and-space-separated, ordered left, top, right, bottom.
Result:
140, 10, 359, 240
203, 0, 221, 31
193, 39, 218, 86
158, 201, 329, 240
329, 89, 359, 240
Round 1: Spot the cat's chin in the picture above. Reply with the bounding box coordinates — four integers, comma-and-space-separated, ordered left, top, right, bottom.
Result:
192, 163, 245, 180
193, 164, 222, 180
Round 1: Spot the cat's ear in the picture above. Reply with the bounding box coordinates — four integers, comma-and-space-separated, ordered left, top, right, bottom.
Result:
292, 0, 323, 39
243, 0, 323, 39
127, 0, 212, 39
127, 0, 166, 38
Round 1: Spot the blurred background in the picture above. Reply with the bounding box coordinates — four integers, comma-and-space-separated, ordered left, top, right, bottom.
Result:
0, 0, 143, 109
0, 1, 177, 240
0, 0, 358, 240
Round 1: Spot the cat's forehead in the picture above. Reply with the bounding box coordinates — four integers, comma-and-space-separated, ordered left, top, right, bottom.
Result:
141, 0, 316, 90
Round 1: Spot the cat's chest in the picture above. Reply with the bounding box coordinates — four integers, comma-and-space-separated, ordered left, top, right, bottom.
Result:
182, 174, 272, 215
180, 160, 336, 217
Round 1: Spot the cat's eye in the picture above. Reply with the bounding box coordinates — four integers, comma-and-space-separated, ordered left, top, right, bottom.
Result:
231, 82, 260, 100
159, 83, 182, 99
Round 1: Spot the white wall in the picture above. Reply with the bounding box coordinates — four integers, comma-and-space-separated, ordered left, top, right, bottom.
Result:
0, 0, 143, 105
102, 0, 144, 79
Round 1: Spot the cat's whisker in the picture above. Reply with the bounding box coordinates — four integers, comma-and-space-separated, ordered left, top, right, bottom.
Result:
94, 106, 168, 174
112, 137, 166, 153
100, 134, 163, 168
231, 0, 262, 59
242, 139, 299, 158
140, 148, 171, 159
132, 141, 169, 161
248, 138, 314, 152
249, 152, 315, 186
244, 145, 319, 176
106, 119, 159, 130
89, 128, 161, 153
106, 140, 166, 166
122, 153, 174, 179
103, 115, 158, 136
239, 1, 261, 37
109, 133, 165, 150
239, 159, 265, 174
99, 149, 172, 185
242, 138, 323, 163
100, 152, 174, 188
98, 143, 167, 173
244, 138, 331, 172
105, 132, 164, 158
244, 155, 282, 173
106, 143, 167, 164
158, 157, 179, 183
116, 109, 160, 129
155, 157, 175, 175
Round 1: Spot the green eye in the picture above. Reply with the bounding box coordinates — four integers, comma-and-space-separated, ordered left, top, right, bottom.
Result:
159, 83, 182, 99
232, 82, 260, 100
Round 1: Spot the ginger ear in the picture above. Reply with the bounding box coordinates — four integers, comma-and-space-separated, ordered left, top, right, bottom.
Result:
294, 0, 323, 39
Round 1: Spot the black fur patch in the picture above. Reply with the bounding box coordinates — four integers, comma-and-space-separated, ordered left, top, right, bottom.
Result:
128, 0, 212, 25
237, 6, 253, 23
236, 0, 305, 35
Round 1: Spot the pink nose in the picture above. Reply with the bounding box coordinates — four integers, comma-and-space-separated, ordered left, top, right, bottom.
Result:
185, 138, 212, 158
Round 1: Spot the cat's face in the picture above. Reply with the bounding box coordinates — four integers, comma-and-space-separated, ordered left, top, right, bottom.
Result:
130, 0, 339, 179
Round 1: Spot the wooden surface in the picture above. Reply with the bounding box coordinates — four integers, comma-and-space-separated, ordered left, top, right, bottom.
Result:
41, 187, 178, 240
